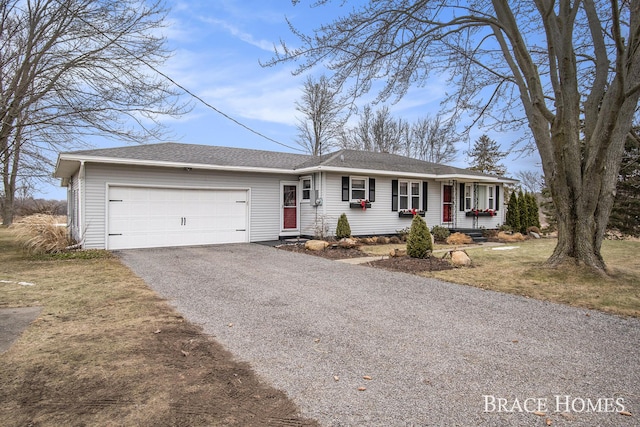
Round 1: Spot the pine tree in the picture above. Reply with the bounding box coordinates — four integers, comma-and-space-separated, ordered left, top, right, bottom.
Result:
467, 134, 507, 176
406, 215, 432, 258
506, 191, 520, 232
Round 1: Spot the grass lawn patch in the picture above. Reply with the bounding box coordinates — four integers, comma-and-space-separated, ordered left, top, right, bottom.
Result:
0, 229, 317, 427
422, 238, 640, 318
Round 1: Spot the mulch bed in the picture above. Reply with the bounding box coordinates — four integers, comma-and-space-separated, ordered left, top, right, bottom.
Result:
276, 243, 454, 273
367, 255, 454, 273
277, 243, 368, 259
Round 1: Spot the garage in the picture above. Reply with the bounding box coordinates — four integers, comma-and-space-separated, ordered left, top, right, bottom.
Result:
107, 186, 249, 250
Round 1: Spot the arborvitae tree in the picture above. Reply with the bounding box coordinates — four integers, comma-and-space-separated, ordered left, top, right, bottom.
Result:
505, 191, 520, 232
516, 190, 527, 233
526, 193, 541, 229
335, 213, 351, 239
609, 134, 640, 236
406, 214, 432, 258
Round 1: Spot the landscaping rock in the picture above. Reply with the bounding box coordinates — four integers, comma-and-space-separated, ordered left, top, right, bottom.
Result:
305, 240, 329, 251
389, 248, 407, 257
450, 250, 472, 267
529, 231, 541, 239
337, 238, 360, 249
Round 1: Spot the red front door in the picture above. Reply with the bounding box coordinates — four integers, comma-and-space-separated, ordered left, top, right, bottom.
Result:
443, 185, 453, 223
283, 184, 297, 229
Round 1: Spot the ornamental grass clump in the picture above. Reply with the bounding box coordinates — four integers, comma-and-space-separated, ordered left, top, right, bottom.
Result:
406, 214, 433, 258
335, 213, 351, 239
10, 214, 72, 254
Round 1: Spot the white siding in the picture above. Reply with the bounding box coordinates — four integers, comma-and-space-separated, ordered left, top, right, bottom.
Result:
81, 163, 291, 249
316, 174, 505, 236
320, 174, 443, 236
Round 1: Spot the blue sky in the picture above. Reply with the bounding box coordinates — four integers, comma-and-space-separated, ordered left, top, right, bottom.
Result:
42, 0, 540, 199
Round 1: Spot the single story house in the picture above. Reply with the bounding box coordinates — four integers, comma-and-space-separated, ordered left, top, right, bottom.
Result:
53, 142, 517, 250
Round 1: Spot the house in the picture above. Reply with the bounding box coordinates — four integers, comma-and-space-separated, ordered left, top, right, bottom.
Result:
53, 142, 517, 250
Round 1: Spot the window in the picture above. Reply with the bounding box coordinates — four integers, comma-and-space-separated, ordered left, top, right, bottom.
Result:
301, 177, 311, 201
351, 177, 367, 201
476, 186, 487, 210
464, 184, 472, 210
488, 186, 494, 210
399, 180, 421, 210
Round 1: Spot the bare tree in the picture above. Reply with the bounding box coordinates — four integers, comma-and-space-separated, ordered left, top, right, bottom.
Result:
0, 0, 187, 225
295, 74, 345, 156
267, 1, 640, 272
409, 116, 457, 163
515, 170, 544, 194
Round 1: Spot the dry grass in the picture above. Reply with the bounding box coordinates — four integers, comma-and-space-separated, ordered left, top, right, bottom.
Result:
423, 238, 640, 317
10, 214, 71, 254
0, 228, 315, 426
446, 232, 474, 245
496, 231, 526, 242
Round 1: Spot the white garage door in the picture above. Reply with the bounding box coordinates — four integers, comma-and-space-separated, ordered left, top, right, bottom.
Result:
107, 186, 249, 250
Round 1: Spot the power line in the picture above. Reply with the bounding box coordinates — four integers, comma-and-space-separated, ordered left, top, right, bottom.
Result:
50, 0, 305, 153
151, 66, 305, 152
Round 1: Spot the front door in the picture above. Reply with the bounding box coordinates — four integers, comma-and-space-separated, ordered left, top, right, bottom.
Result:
443, 184, 453, 223
282, 183, 298, 231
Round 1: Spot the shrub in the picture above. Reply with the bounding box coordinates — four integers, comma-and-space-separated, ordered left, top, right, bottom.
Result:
446, 232, 473, 245
388, 236, 401, 244
430, 225, 451, 242
406, 215, 433, 258
10, 214, 73, 254
497, 231, 526, 242
335, 213, 351, 239
396, 226, 411, 241
376, 236, 389, 244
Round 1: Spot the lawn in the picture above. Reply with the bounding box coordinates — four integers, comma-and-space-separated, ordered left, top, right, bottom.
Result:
0, 228, 316, 427
362, 238, 640, 318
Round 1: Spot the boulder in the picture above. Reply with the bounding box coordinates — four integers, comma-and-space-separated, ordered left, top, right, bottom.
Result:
529, 231, 541, 239
389, 248, 407, 257
450, 250, 472, 267
305, 240, 329, 251
338, 238, 360, 249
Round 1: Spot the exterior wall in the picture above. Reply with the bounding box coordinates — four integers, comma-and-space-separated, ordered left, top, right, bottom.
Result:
81, 163, 293, 249
308, 173, 505, 237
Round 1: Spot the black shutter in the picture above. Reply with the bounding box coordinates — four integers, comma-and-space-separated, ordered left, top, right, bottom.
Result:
342, 176, 349, 201
422, 182, 428, 211
495, 185, 500, 210
369, 178, 376, 202
459, 183, 465, 211
391, 179, 398, 211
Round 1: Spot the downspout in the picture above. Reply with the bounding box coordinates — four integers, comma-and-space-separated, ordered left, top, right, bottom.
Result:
78, 161, 85, 247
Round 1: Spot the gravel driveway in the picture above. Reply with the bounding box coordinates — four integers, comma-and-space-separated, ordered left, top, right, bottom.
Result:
118, 244, 639, 426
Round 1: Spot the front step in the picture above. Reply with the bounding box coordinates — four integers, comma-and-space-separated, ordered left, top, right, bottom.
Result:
449, 228, 488, 243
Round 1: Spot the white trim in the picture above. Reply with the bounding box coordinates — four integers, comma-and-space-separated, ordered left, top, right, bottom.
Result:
56, 154, 516, 185
280, 180, 300, 236
349, 175, 369, 202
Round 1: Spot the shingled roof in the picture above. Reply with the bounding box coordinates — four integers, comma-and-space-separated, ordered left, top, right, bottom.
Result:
56, 142, 512, 181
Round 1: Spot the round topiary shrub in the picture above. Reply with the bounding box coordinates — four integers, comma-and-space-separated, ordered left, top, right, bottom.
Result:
335, 213, 351, 239
406, 214, 433, 258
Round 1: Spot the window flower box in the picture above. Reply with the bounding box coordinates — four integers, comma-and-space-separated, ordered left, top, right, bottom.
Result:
398, 209, 425, 218
350, 200, 371, 210
466, 209, 496, 217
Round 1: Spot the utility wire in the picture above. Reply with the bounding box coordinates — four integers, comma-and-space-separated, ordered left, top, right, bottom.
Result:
150, 64, 305, 153
52, 0, 305, 153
